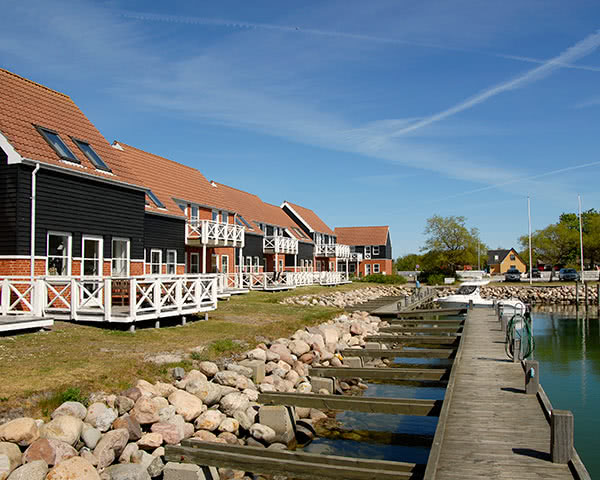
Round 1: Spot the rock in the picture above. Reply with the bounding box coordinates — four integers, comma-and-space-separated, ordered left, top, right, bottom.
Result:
185, 379, 222, 406
100, 463, 151, 480
285, 370, 300, 386
218, 432, 239, 445
249, 424, 276, 444
258, 406, 294, 444
6, 460, 47, 480
151, 447, 164, 458
246, 348, 267, 362
265, 350, 280, 362
131, 397, 162, 425
233, 410, 254, 431
40, 415, 83, 446
214, 371, 250, 390
0, 418, 39, 447
46, 457, 100, 480
85, 403, 118, 432
310, 409, 328, 421
163, 462, 206, 480
0, 442, 21, 480
194, 410, 225, 432
22, 438, 77, 466
168, 391, 203, 422
115, 396, 135, 416
218, 418, 239, 434
197, 362, 219, 378
50, 402, 87, 421
93, 428, 130, 469
122, 388, 143, 403
81, 424, 102, 449
289, 340, 310, 357
176, 371, 207, 390
269, 345, 294, 365
220, 393, 249, 416
135, 380, 159, 398
172, 367, 185, 381
154, 382, 177, 398
226, 364, 253, 378
137, 433, 162, 450
258, 383, 275, 393
297, 382, 312, 393
119, 443, 139, 463
112, 415, 142, 442
150, 422, 183, 445
242, 389, 259, 402
298, 352, 314, 364
146, 455, 164, 478
350, 322, 364, 335
320, 327, 339, 348
192, 430, 217, 442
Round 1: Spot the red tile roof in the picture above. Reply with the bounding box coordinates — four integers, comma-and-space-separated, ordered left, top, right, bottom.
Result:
283, 201, 334, 235
334, 226, 389, 246
113, 142, 231, 218
0, 68, 140, 187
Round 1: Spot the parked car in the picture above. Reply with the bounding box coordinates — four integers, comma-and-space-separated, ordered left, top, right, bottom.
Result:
559, 268, 579, 281
505, 268, 522, 282
531, 268, 541, 278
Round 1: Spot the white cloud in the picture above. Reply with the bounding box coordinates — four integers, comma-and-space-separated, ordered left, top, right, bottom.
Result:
574, 95, 600, 108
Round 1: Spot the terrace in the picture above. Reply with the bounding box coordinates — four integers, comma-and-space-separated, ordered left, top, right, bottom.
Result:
186, 219, 245, 247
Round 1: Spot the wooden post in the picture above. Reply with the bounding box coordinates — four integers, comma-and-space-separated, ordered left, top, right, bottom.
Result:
584, 282, 588, 305
551, 410, 574, 464
576, 283, 579, 304
468, 299, 474, 309
501, 316, 508, 334
512, 338, 521, 362
524, 360, 539, 394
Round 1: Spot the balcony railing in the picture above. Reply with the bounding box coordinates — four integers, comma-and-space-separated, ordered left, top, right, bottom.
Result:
315, 243, 351, 258
350, 252, 363, 262
263, 236, 299, 255
186, 219, 245, 247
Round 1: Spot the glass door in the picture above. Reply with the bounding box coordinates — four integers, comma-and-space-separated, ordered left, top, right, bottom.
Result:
82, 236, 103, 307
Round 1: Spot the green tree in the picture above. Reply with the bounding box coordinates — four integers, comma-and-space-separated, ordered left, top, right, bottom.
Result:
422, 215, 484, 273
519, 222, 578, 268
395, 254, 422, 271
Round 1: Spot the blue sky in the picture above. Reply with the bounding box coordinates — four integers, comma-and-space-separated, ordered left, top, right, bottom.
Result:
2, 0, 600, 256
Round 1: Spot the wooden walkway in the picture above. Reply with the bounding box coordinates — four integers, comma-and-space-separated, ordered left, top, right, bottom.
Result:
426, 308, 576, 479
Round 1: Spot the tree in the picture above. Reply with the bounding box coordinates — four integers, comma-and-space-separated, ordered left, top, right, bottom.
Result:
422, 215, 484, 273
395, 254, 422, 271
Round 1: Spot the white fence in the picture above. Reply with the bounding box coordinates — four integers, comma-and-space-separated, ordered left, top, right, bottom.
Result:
186, 219, 245, 247
263, 236, 299, 255
315, 243, 351, 259
1, 275, 219, 323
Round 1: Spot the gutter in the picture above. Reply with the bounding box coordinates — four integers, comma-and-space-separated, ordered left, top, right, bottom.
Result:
30, 163, 40, 279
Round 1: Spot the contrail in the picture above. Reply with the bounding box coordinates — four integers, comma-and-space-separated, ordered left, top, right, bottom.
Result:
120, 12, 600, 72
391, 29, 600, 136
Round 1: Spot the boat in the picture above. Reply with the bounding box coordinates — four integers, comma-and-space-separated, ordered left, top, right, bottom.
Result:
436, 280, 525, 313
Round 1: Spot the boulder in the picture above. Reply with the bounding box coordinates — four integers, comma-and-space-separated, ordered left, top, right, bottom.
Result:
115, 396, 135, 416
214, 371, 250, 390
112, 415, 142, 442
246, 348, 267, 362
218, 418, 239, 434
46, 457, 100, 480
289, 340, 310, 357
194, 410, 225, 432
176, 370, 207, 390
135, 380, 159, 398
79, 448, 98, 467
232, 410, 254, 431
0, 418, 39, 446
40, 415, 83, 446
185, 379, 222, 406
150, 422, 183, 445
81, 424, 102, 449
220, 393, 249, 416
93, 428, 130, 469
197, 362, 219, 378
99, 463, 150, 480
153, 382, 177, 398
5, 460, 47, 480
85, 403, 118, 432
269, 344, 294, 365
22, 438, 77, 466
137, 433, 162, 450
258, 406, 294, 444
51, 402, 87, 420
131, 397, 162, 425
168, 391, 203, 422
118, 443, 139, 463
218, 432, 239, 445
249, 424, 276, 444
225, 364, 253, 378
0, 442, 21, 480
157, 405, 177, 423
192, 430, 217, 442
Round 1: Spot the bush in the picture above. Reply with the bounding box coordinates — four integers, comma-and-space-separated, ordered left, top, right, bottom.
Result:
359, 274, 407, 284
426, 273, 445, 285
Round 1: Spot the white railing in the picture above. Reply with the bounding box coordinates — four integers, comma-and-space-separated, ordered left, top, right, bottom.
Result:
315, 243, 351, 258
263, 236, 299, 254
186, 219, 245, 247
1, 275, 219, 323
350, 252, 363, 262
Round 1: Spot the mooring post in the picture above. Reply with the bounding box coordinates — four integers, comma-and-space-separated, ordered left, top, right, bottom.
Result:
469, 299, 474, 309
501, 316, 508, 334
512, 338, 521, 363
576, 283, 579, 304
524, 360, 539, 394
181, 316, 187, 326
551, 409, 574, 464
584, 282, 588, 305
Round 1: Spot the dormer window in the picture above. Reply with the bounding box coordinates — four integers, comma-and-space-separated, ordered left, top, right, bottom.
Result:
146, 190, 165, 208
35, 126, 79, 163
72, 138, 111, 172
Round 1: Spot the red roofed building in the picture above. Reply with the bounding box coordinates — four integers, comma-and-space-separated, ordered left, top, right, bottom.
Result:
334, 226, 393, 276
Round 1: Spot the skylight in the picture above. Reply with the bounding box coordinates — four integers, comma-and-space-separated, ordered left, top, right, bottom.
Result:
36, 126, 79, 163
72, 138, 111, 172
146, 190, 165, 209
236, 215, 252, 228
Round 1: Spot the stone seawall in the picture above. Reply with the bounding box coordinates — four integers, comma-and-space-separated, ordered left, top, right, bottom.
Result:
438, 285, 599, 305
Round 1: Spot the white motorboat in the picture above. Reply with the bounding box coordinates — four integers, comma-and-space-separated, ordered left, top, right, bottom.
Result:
436, 280, 525, 313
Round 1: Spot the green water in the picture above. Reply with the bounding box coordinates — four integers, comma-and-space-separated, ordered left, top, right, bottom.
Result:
532, 306, 600, 477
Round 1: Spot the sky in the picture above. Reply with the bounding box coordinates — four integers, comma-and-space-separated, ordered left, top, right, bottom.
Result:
2, 0, 600, 256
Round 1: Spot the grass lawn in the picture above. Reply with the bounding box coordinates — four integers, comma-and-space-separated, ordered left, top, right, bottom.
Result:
0, 282, 378, 417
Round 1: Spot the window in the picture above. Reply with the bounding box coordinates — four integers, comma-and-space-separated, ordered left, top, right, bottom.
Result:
279, 259, 284, 271
211, 254, 219, 273
494, 255, 499, 261
221, 255, 229, 273
373, 263, 380, 273
329, 261, 334, 271
47, 232, 71, 276
190, 253, 200, 274
222, 212, 229, 224
166, 250, 177, 275
510, 254, 516, 261
365, 246, 371, 255
365, 264, 371, 275
150, 249, 162, 275
349, 263, 356, 273
146, 190, 165, 209
82, 236, 103, 276
190, 206, 199, 222
254, 257, 260, 273
72, 139, 111, 172
112, 238, 129, 276
236, 215, 252, 228
212, 210, 219, 222
246, 257, 252, 272
373, 246, 380, 256
36, 126, 79, 163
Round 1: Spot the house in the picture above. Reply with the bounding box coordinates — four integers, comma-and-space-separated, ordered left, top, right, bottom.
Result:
281, 202, 351, 271
334, 226, 393, 276
487, 248, 526, 274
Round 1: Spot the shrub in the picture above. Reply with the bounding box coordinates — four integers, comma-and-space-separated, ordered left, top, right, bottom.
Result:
359, 274, 407, 284
426, 273, 445, 286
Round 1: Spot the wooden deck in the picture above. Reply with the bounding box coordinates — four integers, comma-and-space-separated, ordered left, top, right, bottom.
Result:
0, 315, 53, 333
425, 308, 578, 479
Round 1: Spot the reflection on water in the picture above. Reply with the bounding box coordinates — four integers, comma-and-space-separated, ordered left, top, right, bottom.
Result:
532, 306, 600, 478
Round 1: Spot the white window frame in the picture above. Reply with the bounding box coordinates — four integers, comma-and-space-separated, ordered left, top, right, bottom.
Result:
111, 237, 130, 277
190, 252, 200, 274
365, 246, 371, 255
221, 254, 229, 273
279, 259, 284, 272
81, 235, 104, 277
46, 231, 72, 277
329, 261, 334, 271
212, 210, 219, 222
373, 246, 380, 256
222, 211, 229, 224
373, 263, 380, 273
190, 205, 199, 222
254, 256, 260, 273
166, 249, 177, 275
211, 254, 219, 273
365, 264, 372, 275
150, 249, 162, 275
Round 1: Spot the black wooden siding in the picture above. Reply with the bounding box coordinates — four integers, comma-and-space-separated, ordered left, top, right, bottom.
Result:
282, 205, 312, 237
241, 233, 265, 264
0, 151, 29, 255
144, 213, 186, 262
285, 241, 314, 266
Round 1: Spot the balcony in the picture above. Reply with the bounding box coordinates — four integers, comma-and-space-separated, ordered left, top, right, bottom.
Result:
263, 236, 299, 255
315, 243, 351, 258
186, 219, 245, 247
350, 252, 363, 262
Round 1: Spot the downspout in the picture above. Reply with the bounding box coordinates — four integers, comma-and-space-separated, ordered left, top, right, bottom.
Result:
30, 163, 41, 279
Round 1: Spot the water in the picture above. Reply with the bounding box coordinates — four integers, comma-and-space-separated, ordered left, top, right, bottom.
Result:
532, 306, 600, 477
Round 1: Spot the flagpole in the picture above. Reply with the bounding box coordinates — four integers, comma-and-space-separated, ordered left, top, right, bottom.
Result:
579, 195, 585, 278
528, 196, 533, 285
